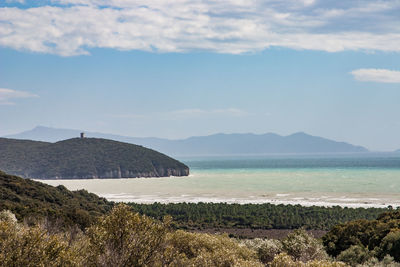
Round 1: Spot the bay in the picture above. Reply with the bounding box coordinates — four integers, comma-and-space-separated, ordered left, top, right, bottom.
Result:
41, 153, 400, 208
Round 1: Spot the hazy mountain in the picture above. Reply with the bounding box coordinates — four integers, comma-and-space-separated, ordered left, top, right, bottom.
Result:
0, 137, 189, 179
5, 126, 368, 156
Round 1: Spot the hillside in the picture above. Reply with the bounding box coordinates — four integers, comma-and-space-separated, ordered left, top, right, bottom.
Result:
6, 126, 368, 156
0, 170, 113, 228
0, 137, 189, 179
323, 209, 400, 262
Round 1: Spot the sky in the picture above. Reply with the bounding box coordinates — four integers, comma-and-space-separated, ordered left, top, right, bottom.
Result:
0, 0, 400, 151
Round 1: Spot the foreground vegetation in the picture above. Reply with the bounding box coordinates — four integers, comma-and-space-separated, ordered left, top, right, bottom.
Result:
0, 205, 349, 267
0, 171, 113, 229
323, 210, 400, 265
129, 202, 386, 230
2, 205, 400, 267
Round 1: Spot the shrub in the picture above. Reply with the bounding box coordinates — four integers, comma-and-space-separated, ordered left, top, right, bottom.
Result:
336, 245, 371, 266
376, 231, 400, 261
0, 216, 83, 266
242, 238, 283, 264
165, 230, 262, 266
357, 255, 400, 267
281, 229, 328, 262
323, 210, 400, 260
0, 210, 17, 224
270, 253, 347, 267
85, 204, 170, 267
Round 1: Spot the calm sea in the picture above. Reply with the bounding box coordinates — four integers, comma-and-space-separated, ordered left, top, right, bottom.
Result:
42, 153, 400, 208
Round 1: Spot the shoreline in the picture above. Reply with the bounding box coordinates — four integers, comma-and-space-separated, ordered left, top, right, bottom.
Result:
100, 193, 398, 208
39, 166, 400, 209
39, 177, 400, 209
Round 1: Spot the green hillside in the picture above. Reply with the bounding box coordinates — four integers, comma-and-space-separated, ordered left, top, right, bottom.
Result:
0, 137, 189, 179
0, 171, 113, 228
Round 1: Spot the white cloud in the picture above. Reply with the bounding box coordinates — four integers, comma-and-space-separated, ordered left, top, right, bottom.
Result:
0, 88, 38, 105
0, 1, 399, 56
351, 69, 400, 83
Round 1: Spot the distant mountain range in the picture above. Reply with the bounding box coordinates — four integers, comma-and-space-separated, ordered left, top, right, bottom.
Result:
5, 126, 369, 156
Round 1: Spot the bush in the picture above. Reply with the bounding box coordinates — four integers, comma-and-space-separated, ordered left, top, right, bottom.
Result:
376, 231, 400, 261
166, 230, 262, 266
336, 245, 371, 266
85, 204, 170, 266
357, 255, 400, 267
323, 210, 400, 260
0, 215, 83, 267
242, 238, 283, 264
0, 210, 17, 224
281, 229, 328, 262
270, 253, 347, 267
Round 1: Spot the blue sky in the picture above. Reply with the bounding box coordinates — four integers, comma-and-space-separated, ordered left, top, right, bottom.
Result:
1, 0, 400, 151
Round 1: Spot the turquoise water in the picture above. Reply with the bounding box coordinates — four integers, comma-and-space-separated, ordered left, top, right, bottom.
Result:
42, 154, 400, 208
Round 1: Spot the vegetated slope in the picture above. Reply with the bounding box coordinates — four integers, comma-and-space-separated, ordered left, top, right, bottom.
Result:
7, 126, 368, 156
0, 137, 189, 179
0, 171, 113, 228
323, 209, 400, 262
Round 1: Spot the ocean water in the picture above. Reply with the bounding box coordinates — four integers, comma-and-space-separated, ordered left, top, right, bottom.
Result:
41, 153, 400, 208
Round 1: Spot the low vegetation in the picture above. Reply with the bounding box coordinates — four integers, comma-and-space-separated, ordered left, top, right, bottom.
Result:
129, 202, 386, 230
323, 210, 400, 266
0, 205, 350, 267
0, 171, 113, 229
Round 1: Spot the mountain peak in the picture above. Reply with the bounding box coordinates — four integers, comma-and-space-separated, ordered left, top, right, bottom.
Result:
4, 126, 369, 156
288, 132, 309, 137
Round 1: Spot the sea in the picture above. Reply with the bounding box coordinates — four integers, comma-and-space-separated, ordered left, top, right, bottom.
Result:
41, 153, 400, 208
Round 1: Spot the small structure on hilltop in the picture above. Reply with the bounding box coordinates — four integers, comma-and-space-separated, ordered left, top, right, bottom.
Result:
80, 132, 85, 139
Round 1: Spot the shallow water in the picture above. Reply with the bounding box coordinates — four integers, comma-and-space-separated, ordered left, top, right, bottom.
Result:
41, 154, 400, 208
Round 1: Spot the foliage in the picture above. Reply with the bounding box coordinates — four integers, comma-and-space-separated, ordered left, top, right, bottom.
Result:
129, 202, 385, 230
0, 218, 84, 267
0, 137, 189, 179
375, 231, 400, 261
270, 253, 347, 267
241, 238, 283, 264
357, 255, 400, 267
166, 230, 262, 266
0, 205, 357, 267
336, 245, 372, 266
0, 210, 17, 224
323, 210, 400, 264
242, 229, 329, 265
281, 229, 328, 262
0, 171, 113, 229
85, 204, 170, 266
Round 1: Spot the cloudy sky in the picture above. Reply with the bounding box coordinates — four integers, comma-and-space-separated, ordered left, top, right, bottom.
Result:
1, 0, 399, 151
